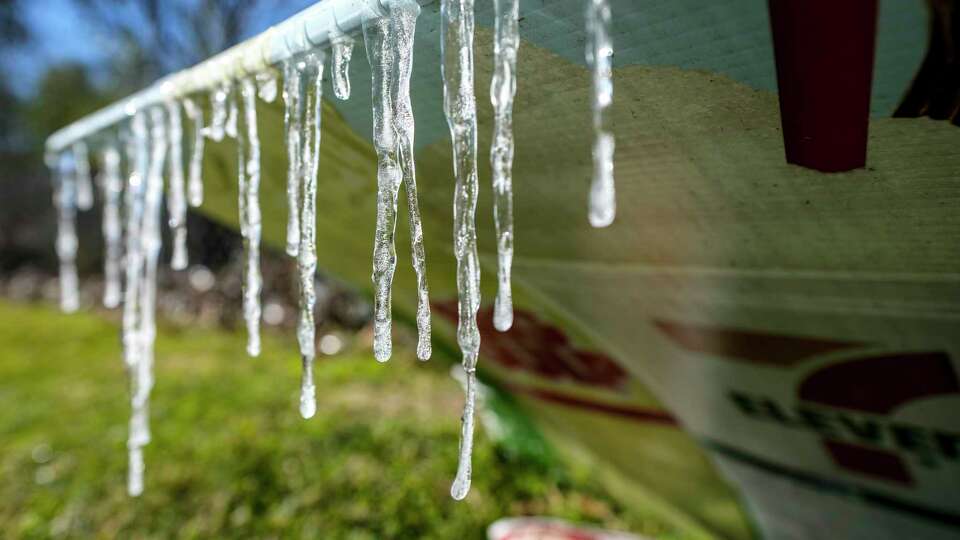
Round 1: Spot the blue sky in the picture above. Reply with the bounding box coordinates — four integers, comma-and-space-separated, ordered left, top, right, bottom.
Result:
5, 0, 316, 97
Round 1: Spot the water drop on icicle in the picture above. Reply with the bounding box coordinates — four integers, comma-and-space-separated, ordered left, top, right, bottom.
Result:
256, 70, 279, 102
331, 36, 354, 100
441, 0, 482, 500
98, 146, 123, 308
490, 0, 519, 332
282, 58, 305, 257
206, 83, 229, 142
182, 98, 205, 207
239, 78, 263, 358
73, 141, 95, 211
585, 0, 615, 228
363, 0, 432, 363
51, 152, 79, 313
295, 51, 325, 418
165, 100, 188, 270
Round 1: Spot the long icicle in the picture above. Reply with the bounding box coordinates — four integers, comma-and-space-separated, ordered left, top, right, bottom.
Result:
51, 151, 79, 313
585, 0, 615, 227
166, 100, 189, 270
441, 0, 482, 501
129, 106, 168, 497
392, 0, 432, 361
122, 114, 149, 370
296, 51, 325, 419
331, 35, 354, 101
490, 0, 519, 332
73, 141, 95, 211
364, 13, 402, 363
282, 58, 305, 257
239, 77, 263, 358
99, 145, 123, 309
182, 97, 205, 207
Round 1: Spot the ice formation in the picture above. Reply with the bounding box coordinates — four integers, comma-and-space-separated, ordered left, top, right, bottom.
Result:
51, 152, 79, 313
238, 78, 263, 358
331, 36, 354, 100
585, 0, 615, 227
363, 0, 432, 363
490, 0, 519, 332
165, 100, 189, 270
440, 0, 482, 500
73, 141, 95, 211
98, 146, 123, 308
182, 97, 205, 207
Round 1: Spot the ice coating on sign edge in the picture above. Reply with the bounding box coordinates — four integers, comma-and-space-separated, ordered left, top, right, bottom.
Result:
585, 0, 615, 228
490, 0, 518, 332
363, 0, 431, 364
166, 100, 189, 270
295, 51, 325, 419
441, 0, 482, 500
239, 78, 263, 358
99, 146, 123, 308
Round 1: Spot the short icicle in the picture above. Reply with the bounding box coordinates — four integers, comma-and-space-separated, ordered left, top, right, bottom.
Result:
98, 145, 123, 308
182, 98, 205, 207
296, 51, 325, 419
73, 141, 95, 210
51, 152, 79, 313
239, 77, 263, 358
363, 0, 432, 363
490, 0, 519, 332
282, 58, 305, 257
331, 35, 354, 100
165, 100, 189, 270
206, 83, 230, 142
225, 81, 239, 139
128, 106, 168, 497
585, 0, 615, 227
256, 69, 279, 102
441, 0, 482, 500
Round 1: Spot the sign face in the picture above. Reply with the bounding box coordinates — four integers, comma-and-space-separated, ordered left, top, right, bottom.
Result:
654, 320, 960, 539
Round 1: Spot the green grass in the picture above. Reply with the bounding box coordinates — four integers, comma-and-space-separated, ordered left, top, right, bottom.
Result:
0, 300, 650, 539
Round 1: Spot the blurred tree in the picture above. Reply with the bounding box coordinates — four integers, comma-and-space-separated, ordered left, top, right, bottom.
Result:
74, 0, 282, 91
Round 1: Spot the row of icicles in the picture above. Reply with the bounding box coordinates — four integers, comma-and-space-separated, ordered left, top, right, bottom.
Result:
48, 0, 615, 501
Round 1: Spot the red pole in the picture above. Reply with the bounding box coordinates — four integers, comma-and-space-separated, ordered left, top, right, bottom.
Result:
767, 0, 879, 172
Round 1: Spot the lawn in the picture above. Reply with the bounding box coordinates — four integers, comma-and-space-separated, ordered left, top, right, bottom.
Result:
0, 299, 653, 539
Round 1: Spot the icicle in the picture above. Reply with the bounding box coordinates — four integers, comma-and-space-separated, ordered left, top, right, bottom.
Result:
282, 58, 305, 257
363, 0, 431, 363
73, 141, 95, 211
490, 0, 519, 332
182, 98, 205, 207
239, 78, 263, 358
441, 0, 482, 500
331, 36, 354, 101
225, 82, 239, 139
98, 145, 123, 308
122, 114, 149, 370
128, 106, 168, 497
296, 51, 325, 419
206, 83, 229, 142
165, 100, 189, 270
585, 0, 615, 227
51, 152, 79, 313
256, 70, 279, 102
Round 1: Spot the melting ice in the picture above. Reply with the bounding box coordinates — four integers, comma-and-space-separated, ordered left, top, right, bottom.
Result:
182, 97, 205, 207
238, 78, 263, 358
331, 36, 354, 100
440, 0, 482, 500
363, 0, 432, 364
98, 146, 123, 308
585, 0, 615, 227
166, 100, 189, 270
490, 0, 519, 332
